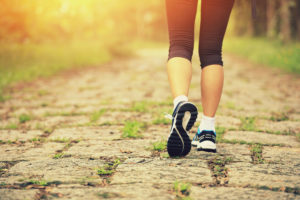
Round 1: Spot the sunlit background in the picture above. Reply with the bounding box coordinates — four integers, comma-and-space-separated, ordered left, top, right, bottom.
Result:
0, 0, 299, 100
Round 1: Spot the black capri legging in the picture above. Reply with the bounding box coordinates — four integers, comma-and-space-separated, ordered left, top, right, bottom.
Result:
166, 0, 234, 68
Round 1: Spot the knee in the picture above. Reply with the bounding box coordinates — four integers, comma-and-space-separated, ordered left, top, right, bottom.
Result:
199, 47, 223, 69
168, 34, 194, 62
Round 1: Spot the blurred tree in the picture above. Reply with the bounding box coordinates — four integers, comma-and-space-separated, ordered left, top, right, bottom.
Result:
266, 0, 278, 38
279, 0, 292, 42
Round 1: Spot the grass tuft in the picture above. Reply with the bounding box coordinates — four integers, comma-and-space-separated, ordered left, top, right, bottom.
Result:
152, 140, 167, 152
173, 181, 192, 200
250, 144, 264, 164
90, 109, 106, 123
53, 153, 64, 159
121, 121, 146, 139
97, 158, 121, 177
240, 116, 256, 131
19, 114, 31, 123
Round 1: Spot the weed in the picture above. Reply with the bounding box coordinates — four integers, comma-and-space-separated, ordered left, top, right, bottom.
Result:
208, 156, 232, 185
97, 158, 121, 177
152, 140, 167, 152
41, 103, 48, 107
50, 137, 70, 143
19, 114, 31, 123
38, 90, 49, 96
90, 109, 106, 123
121, 121, 145, 139
240, 116, 256, 131
28, 137, 45, 143
160, 152, 170, 158
42, 127, 54, 134
215, 126, 226, 143
250, 144, 264, 164
270, 112, 289, 121
173, 180, 192, 200
225, 101, 236, 110
4, 123, 18, 130
296, 133, 300, 142
28, 180, 49, 186
53, 153, 64, 159
152, 116, 169, 125
130, 101, 149, 112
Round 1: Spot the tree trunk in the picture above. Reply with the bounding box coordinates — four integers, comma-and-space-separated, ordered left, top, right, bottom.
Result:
279, 0, 291, 42
266, 0, 277, 38
296, 0, 300, 40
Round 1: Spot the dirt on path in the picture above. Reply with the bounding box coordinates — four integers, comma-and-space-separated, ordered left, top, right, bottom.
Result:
0, 47, 300, 200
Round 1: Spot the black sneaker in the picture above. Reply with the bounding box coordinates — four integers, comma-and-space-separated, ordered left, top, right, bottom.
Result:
196, 129, 217, 153
167, 101, 198, 157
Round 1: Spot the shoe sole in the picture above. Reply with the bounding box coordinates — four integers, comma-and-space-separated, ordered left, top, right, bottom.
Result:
167, 102, 198, 157
197, 141, 217, 153
191, 141, 199, 147
197, 148, 217, 153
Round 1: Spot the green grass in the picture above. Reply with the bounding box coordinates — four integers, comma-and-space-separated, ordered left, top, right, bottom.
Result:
152, 140, 167, 152
121, 121, 146, 139
27, 180, 49, 186
19, 114, 31, 123
0, 40, 134, 101
215, 126, 226, 143
53, 153, 64, 159
250, 144, 264, 164
3, 123, 18, 130
269, 111, 289, 122
130, 101, 148, 112
97, 159, 121, 177
90, 109, 106, 123
223, 37, 300, 73
152, 115, 169, 125
240, 116, 256, 131
173, 181, 192, 200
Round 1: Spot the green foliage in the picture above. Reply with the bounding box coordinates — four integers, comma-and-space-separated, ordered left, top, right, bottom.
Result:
223, 37, 300, 73
50, 137, 70, 143
270, 112, 289, 122
19, 114, 31, 123
97, 159, 121, 177
28, 180, 49, 186
0, 40, 128, 99
215, 126, 226, 143
152, 116, 169, 125
240, 116, 256, 131
250, 144, 264, 164
4, 123, 18, 130
53, 153, 64, 159
173, 181, 192, 200
208, 156, 232, 184
152, 140, 167, 152
130, 101, 149, 112
121, 121, 145, 138
90, 109, 106, 123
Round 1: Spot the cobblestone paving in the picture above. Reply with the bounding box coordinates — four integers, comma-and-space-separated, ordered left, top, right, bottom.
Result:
0, 48, 300, 200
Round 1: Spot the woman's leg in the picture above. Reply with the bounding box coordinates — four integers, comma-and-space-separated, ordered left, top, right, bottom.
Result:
165, 0, 199, 157
165, 0, 198, 99
193, 0, 234, 152
199, 0, 234, 118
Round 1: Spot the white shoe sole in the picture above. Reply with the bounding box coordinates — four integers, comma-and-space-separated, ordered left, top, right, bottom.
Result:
197, 140, 217, 153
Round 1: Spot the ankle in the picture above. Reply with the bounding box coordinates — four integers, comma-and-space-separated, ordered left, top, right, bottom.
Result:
199, 114, 216, 132
173, 95, 188, 109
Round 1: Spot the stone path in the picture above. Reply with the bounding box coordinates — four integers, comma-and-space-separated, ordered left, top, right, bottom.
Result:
0, 47, 300, 200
